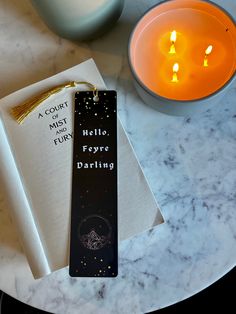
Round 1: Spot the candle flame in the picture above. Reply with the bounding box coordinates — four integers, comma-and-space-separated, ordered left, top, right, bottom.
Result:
205, 45, 213, 55
169, 30, 177, 54
204, 45, 213, 67
170, 30, 177, 43
172, 63, 179, 82
173, 63, 179, 73
170, 31, 177, 43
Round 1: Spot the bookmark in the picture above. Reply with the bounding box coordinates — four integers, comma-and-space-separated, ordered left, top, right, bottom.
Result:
69, 90, 118, 277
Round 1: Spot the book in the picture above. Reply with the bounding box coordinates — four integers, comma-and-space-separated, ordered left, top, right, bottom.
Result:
0, 59, 163, 279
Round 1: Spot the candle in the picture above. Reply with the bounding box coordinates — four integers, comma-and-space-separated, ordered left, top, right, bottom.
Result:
128, 0, 236, 115
31, 0, 124, 40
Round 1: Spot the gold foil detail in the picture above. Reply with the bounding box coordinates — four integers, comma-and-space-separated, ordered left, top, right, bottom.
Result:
11, 81, 97, 124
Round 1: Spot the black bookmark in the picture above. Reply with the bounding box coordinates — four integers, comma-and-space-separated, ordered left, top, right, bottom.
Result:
69, 90, 118, 277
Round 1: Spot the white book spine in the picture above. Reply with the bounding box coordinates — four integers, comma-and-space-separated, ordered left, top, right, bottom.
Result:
0, 115, 51, 278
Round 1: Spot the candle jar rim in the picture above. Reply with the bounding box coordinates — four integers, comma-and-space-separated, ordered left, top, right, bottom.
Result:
128, 0, 236, 104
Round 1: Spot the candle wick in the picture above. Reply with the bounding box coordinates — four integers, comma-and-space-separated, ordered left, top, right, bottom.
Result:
169, 42, 176, 54
172, 75, 178, 82
172, 72, 178, 82
204, 54, 208, 67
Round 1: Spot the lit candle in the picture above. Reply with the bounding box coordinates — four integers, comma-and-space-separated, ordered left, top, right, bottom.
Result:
128, 0, 236, 115
169, 30, 177, 54
204, 45, 213, 67
172, 63, 179, 82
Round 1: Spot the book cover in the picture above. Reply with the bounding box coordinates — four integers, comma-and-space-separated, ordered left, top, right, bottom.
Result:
0, 59, 163, 279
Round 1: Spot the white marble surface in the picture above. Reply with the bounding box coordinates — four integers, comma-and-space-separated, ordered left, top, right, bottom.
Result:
0, 0, 236, 313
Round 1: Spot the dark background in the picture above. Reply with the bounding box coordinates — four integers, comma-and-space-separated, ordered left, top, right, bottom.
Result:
0, 266, 235, 313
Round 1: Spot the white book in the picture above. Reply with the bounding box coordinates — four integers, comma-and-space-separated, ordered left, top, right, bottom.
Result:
0, 59, 163, 279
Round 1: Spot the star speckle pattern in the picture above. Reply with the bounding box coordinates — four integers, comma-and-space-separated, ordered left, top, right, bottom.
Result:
75, 91, 117, 124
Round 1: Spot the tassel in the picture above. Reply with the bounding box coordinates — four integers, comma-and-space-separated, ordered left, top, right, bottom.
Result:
10, 81, 97, 124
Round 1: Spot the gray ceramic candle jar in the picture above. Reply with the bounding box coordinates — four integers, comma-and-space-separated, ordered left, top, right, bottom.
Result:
128, 0, 236, 116
31, 0, 124, 41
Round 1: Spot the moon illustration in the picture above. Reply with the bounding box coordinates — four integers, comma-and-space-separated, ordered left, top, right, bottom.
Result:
78, 215, 112, 250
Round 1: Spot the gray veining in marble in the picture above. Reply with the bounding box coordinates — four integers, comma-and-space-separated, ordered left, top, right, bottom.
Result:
0, 0, 236, 313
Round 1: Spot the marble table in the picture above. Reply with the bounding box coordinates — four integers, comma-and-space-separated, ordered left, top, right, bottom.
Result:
0, 0, 236, 313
